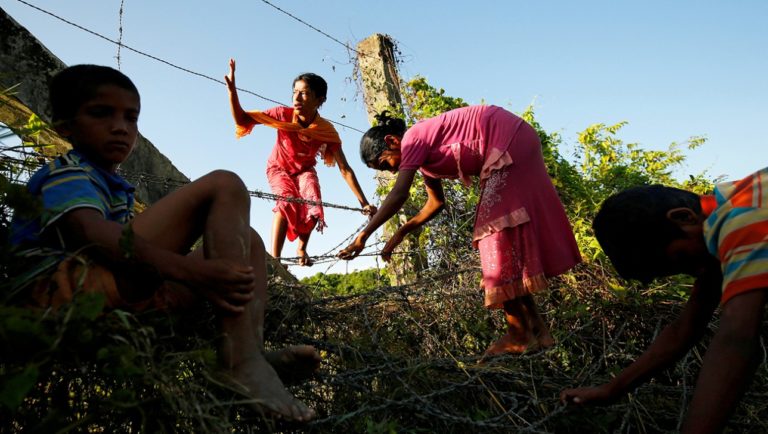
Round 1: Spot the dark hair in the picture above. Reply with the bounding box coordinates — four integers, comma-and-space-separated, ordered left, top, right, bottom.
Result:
360, 111, 407, 166
293, 73, 327, 104
593, 184, 701, 283
49, 64, 140, 125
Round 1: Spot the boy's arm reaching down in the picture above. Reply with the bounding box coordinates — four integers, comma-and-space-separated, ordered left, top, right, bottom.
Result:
560, 272, 722, 405
681, 288, 768, 434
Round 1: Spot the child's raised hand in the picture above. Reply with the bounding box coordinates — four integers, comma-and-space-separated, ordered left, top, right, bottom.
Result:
224, 58, 237, 92
559, 384, 618, 406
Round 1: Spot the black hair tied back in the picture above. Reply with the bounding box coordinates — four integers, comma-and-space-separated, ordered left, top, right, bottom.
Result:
373, 111, 406, 135
360, 111, 406, 166
374, 110, 392, 125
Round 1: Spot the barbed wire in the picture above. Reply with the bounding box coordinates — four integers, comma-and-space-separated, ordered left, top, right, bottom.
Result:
115, 0, 125, 69
4, 150, 473, 273
258, 0, 362, 58
1, 153, 368, 213
3, 151, 457, 265
2, 5, 645, 432
260, 265, 634, 431
11, 0, 366, 134
259, 263, 720, 431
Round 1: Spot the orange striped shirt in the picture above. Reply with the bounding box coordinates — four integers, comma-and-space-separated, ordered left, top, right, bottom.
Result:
702, 167, 768, 304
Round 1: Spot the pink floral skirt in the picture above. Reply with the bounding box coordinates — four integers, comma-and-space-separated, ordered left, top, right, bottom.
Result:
266, 166, 326, 242
473, 121, 581, 309
479, 222, 550, 309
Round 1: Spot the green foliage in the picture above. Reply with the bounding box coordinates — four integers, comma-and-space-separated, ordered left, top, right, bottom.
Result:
564, 122, 712, 262
301, 268, 387, 296
401, 75, 468, 123
1, 115, 45, 285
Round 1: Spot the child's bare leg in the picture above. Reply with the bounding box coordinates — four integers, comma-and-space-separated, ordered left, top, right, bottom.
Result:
297, 231, 313, 266
222, 229, 314, 420
265, 217, 322, 380
482, 298, 536, 359
520, 295, 554, 348
271, 212, 288, 261
130, 170, 314, 421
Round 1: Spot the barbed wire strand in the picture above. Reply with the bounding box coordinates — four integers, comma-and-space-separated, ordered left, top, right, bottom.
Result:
4, 151, 466, 266
259, 0, 356, 54
4, 152, 461, 266
1, 154, 367, 212
11, 0, 366, 133
115, 0, 125, 69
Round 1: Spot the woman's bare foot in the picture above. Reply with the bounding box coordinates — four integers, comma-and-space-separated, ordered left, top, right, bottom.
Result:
480, 330, 536, 362
297, 249, 313, 266
224, 354, 316, 422
265, 345, 321, 384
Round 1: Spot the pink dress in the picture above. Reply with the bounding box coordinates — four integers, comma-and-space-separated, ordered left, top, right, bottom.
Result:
399, 105, 581, 308
261, 107, 341, 241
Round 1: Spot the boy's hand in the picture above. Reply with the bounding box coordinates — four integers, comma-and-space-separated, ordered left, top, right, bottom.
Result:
187, 258, 256, 313
560, 384, 619, 406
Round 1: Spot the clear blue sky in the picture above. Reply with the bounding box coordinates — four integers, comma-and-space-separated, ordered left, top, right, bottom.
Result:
4, 0, 767, 279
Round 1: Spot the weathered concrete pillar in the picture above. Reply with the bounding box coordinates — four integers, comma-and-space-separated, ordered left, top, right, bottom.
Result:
356, 34, 425, 284
356, 34, 403, 124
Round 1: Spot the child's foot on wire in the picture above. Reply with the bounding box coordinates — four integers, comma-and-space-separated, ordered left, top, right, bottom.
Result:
297, 249, 313, 266
220, 354, 316, 422
265, 345, 322, 385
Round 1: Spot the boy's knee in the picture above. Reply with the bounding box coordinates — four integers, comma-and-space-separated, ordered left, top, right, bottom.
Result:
207, 169, 248, 195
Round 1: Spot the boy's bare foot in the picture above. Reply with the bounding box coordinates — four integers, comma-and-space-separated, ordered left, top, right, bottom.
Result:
297, 249, 313, 266
265, 345, 321, 384
224, 354, 316, 422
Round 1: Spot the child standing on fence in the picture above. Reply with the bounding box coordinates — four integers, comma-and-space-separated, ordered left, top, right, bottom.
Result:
9, 64, 317, 421
338, 106, 582, 358
561, 171, 768, 433
225, 59, 376, 266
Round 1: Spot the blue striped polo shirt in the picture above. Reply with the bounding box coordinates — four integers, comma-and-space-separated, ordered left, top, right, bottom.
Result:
9, 149, 135, 283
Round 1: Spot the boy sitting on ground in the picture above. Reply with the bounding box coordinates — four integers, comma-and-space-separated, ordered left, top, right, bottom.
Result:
8, 64, 318, 422
560, 168, 768, 433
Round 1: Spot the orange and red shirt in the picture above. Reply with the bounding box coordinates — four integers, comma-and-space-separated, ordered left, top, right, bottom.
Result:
702, 167, 768, 304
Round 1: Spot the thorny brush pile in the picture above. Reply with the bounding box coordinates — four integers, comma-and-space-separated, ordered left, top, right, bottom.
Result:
3, 258, 768, 433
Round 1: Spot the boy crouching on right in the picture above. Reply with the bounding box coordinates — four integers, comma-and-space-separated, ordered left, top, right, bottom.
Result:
561, 168, 768, 434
